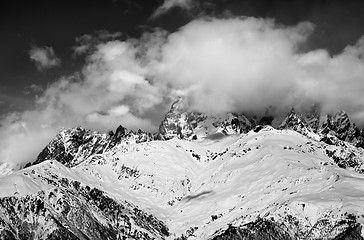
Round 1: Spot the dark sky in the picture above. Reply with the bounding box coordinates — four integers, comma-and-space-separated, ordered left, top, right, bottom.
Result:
1, 0, 364, 116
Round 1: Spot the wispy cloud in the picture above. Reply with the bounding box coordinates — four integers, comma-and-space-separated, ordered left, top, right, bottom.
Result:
29, 45, 61, 71
73, 30, 122, 56
151, 0, 194, 18
23, 84, 43, 95
151, 0, 222, 18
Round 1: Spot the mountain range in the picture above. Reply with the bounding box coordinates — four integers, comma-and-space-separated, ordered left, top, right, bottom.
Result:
1, 99, 364, 239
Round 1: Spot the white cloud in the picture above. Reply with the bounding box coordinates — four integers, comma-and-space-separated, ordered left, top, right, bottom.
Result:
153, 18, 315, 115
0, 38, 161, 168
29, 45, 61, 71
148, 17, 364, 120
2, 17, 364, 168
152, 0, 194, 18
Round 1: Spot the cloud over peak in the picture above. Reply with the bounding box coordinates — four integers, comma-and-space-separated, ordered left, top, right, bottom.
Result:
29, 45, 61, 71
2, 16, 364, 168
152, 18, 315, 114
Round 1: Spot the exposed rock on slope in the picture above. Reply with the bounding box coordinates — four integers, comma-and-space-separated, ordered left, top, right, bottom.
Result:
0, 161, 169, 240
159, 99, 252, 140
31, 125, 155, 168
32, 127, 109, 168
278, 108, 317, 137
321, 111, 364, 148
278, 108, 364, 173
159, 99, 195, 140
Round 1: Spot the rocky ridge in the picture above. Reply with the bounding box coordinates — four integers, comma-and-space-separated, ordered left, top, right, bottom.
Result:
159, 99, 253, 140
30, 125, 155, 169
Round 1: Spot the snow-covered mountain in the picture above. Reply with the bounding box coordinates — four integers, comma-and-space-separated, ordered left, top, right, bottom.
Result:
1, 99, 364, 239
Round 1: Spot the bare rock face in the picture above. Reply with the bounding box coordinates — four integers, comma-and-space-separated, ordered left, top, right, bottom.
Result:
211, 216, 364, 240
107, 125, 155, 148
321, 111, 352, 140
320, 111, 364, 148
31, 125, 155, 169
278, 109, 364, 173
211, 219, 294, 240
158, 99, 252, 140
158, 99, 195, 140
278, 108, 315, 136
32, 127, 109, 168
278, 107, 364, 149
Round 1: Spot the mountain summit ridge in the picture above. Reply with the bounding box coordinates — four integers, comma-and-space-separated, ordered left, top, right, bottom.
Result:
2, 99, 364, 239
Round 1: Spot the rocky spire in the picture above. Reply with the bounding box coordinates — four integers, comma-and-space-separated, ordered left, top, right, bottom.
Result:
158, 98, 195, 140
278, 108, 314, 136
320, 110, 364, 147
158, 98, 253, 140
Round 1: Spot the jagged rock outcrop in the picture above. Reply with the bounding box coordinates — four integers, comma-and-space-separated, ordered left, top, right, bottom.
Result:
278, 107, 364, 148
158, 99, 195, 140
320, 111, 364, 148
278, 108, 315, 136
32, 127, 109, 168
278, 108, 364, 173
30, 125, 155, 169
158, 99, 252, 140
108, 125, 155, 149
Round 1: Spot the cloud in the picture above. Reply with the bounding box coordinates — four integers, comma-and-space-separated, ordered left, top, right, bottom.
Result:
0, 112, 57, 169
29, 46, 61, 71
23, 84, 43, 95
152, 18, 314, 116
152, 0, 194, 18
35, 39, 163, 133
151, 0, 226, 19
0, 37, 164, 168
73, 30, 122, 56
2, 16, 364, 169
149, 17, 364, 121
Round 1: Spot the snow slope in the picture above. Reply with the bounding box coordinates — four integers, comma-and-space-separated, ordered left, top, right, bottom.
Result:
2, 123, 364, 239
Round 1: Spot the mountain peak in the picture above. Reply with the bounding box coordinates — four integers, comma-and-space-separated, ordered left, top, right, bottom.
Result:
278, 108, 311, 134
32, 126, 109, 168
158, 98, 254, 140
158, 99, 195, 140
319, 110, 364, 148
31, 124, 155, 168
